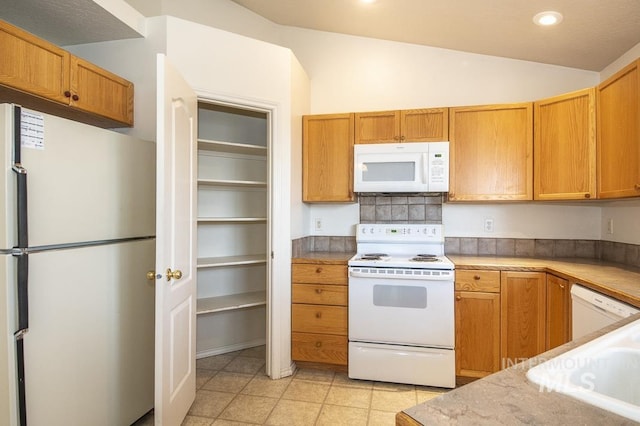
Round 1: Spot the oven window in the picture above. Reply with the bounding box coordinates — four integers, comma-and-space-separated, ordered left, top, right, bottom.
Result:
373, 285, 427, 309
362, 162, 415, 182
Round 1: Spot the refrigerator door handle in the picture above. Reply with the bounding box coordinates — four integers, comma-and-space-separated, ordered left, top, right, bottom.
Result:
13, 251, 29, 332
12, 105, 29, 249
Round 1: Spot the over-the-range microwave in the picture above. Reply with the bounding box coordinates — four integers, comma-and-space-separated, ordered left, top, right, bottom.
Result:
353, 142, 449, 193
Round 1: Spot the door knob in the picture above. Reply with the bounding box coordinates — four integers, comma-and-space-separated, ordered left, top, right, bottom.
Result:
166, 268, 183, 281
146, 271, 156, 281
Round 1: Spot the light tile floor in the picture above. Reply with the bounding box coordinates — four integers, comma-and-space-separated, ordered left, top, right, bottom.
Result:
134, 345, 447, 425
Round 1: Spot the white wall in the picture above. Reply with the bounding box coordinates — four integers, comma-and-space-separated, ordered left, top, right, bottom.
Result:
601, 199, 640, 244
289, 55, 311, 240
443, 203, 602, 240
281, 27, 599, 114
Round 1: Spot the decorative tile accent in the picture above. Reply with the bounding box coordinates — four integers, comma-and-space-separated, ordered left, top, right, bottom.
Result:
442, 237, 640, 268
496, 239, 516, 256
478, 238, 497, 256
358, 194, 444, 224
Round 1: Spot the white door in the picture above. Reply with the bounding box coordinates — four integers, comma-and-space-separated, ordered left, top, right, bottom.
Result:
154, 54, 197, 425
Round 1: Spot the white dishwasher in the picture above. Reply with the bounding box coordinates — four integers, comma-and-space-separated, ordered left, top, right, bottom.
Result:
571, 284, 640, 339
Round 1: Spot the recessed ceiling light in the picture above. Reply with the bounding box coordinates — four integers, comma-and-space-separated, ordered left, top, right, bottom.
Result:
533, 11, 563, 26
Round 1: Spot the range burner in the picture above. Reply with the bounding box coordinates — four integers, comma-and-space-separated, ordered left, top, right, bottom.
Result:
410, 254, 440, 262
359, 253, 389, 261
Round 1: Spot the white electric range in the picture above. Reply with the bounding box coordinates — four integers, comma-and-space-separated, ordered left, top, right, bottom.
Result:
348, 223, 456, 388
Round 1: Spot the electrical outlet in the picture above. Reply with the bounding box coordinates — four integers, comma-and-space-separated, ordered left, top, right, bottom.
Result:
314, 217, 324, 233
607, 218, 614, 235
484, 218, 494, 233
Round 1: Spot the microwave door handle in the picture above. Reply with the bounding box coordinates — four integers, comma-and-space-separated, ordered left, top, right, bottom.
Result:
422, 153, 428, 184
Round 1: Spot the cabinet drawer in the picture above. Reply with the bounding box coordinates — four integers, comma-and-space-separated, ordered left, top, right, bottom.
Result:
292, 284, 348, 306
292, 304, 347, 335
292, 263, 347, 285
291, 332, 348, 365
455, 270, 501, 292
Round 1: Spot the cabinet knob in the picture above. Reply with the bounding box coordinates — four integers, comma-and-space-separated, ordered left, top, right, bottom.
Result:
559, 283, 565, 289
64, 91, 71, 98
315, 341, 322, 348
456, 295, 462, 301
315, 312, 322, 319
584, 193, 591, 199
72, 94, 79, 101
315, 288, 322, 294
473, 275, 481, 280
393, 135, 400, 141
635, 184, 640, 190
400, 135, 406, 141
315, 267, 323, 274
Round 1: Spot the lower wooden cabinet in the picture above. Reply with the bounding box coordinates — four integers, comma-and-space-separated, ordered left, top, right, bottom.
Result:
500, 271, 547, 366
546, 274, 572, 350
291, 260, 348, 366
455, 270, 501, 378
456, 269, 568, 381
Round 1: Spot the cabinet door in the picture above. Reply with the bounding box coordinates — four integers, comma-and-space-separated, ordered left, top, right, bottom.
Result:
449, 103, 533, 201
546, 274, 571, 350
500, 271, 546, 365
401, 108, 449, 142
302, 113, 355, 202
70, 56, 134, 126
0, 19, 70, 104
455, 290, 501, 378
597, 59, 640, 199
535, 88, 596, 200
354, 110, 400, 144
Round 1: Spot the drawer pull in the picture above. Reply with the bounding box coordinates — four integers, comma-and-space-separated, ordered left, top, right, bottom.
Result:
315, 312, 322, 319
315, 341, 322, 348
315, 288, 322, 294
473, 275, 481, 280
315, 267, 323, 274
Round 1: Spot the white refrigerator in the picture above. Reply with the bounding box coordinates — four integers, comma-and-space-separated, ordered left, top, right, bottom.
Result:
0, 104, 156, 426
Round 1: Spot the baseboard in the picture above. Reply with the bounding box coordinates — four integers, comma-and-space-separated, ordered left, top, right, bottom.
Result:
196, 338, 266, 359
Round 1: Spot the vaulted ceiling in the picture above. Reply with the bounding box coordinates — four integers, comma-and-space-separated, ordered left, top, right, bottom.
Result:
231, 0, 640, 71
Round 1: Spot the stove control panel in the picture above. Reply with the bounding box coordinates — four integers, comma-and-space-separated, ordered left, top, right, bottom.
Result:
357, 224, 444, 243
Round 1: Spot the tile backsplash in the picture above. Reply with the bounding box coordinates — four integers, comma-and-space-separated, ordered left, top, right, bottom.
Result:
358, 194, 444, 223
293, 193, 640, 269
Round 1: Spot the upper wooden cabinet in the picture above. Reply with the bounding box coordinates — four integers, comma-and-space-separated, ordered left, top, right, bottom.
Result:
354, 108, 448, 144
449, 103, 533, 201
69, 56, 133, 126
0, 19, 133, 128
597, 59, 640, 199
534, 88, 596, 200
302, 113, 355, 202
